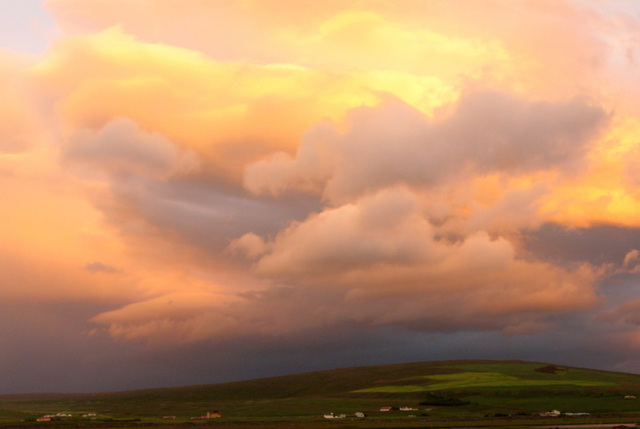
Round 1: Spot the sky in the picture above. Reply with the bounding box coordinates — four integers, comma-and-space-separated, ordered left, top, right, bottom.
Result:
1, 0, 640, 394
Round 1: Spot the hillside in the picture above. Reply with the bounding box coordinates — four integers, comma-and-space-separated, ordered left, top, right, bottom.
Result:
2, 360, 640, 424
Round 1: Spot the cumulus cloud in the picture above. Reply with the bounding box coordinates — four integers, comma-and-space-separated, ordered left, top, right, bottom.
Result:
251, 188, 438, 276
243, 120, 340, 196
20, 5, 621, 349
227, 232, 268, 260
245, 91, 608, 203
222, 187, 601, 337
4, 0, 640, 393
64, 117, 197, 180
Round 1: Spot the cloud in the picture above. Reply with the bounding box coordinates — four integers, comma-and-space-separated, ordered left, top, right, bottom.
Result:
64, 117, 197, 180
623, 249, 640, 272
90, 291, 242, 343
2, 0, 640, 393
601, 297, 640, 327
33, 26, 423, 185
245, 91, 608, 204
248, 187, 438, 275
85, 261, 119, 274
45, 48, 612, 346
223, 187, 601, 337
227, 232, 268, 260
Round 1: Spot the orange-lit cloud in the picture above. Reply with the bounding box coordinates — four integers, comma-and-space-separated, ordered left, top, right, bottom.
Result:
3, 0, 640, 390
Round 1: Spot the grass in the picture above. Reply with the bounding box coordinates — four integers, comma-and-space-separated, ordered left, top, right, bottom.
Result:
2, 360, 640, 427
355, 371, 616, 392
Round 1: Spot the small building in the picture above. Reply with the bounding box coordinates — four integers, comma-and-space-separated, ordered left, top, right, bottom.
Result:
624, 395, 636, 399
36, 417, 51, 422
323, 413, 345, 419
379, 407, 392, 412
355, 412, 365, 418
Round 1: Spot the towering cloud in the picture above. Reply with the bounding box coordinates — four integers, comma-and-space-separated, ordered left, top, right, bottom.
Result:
2, 0, 640, 392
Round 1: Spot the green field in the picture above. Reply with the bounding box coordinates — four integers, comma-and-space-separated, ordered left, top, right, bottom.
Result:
355, 364, 617, 393
2, 360, 640, 428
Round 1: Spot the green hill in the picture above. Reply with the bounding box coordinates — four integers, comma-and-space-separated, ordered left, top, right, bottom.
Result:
2, 360, 640, 424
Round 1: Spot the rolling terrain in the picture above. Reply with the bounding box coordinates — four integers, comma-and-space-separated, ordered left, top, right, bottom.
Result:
2, 360, 640, 427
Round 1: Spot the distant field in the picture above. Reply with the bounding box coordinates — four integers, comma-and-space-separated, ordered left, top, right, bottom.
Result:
354, 372, 615, 392
355, 365, 617, 393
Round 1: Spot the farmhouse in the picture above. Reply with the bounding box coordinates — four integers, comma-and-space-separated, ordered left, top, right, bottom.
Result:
379, 406, 392, 412
323, 413, 346, 419
38, 413, 73, 420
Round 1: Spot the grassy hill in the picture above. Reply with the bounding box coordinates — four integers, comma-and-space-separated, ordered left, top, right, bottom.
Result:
2, 360, 640, 425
